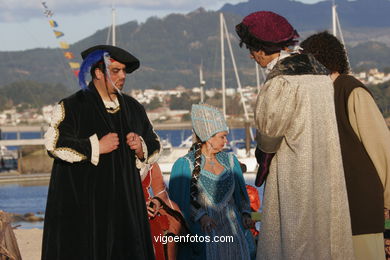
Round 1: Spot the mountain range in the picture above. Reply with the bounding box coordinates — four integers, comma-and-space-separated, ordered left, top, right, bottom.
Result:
221, 0, 390, 30
0, 0, 389, 93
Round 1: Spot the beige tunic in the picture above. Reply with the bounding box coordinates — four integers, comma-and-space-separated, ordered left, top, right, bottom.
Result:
255, 75, 354, 259
348, 88, 390, 209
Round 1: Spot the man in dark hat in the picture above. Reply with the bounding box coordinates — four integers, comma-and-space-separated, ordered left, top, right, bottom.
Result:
236, 11, 354, 259
42, 45, 161, 260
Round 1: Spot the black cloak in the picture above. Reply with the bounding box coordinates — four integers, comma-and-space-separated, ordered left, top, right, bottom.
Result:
41, 83, 160, 260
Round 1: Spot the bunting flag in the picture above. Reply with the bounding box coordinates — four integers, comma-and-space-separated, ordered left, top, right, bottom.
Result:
42, 2, 80, 79
69, 62, 80, 69
49, 20, 58, 28
53, 30, 64, 38
43, 9, 54, 18
64, 52, 75, 59
59, 41, 69, 49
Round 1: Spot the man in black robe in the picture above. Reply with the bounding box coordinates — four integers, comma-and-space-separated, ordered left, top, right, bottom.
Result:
41, 45, 161, 260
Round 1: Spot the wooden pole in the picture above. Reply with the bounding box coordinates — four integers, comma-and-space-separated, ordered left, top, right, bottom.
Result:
245, 120, 251, 157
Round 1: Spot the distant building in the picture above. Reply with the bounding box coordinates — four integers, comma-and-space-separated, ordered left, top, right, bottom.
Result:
147, 107, 171, 121
42, 105, 54, 124
226, 88, 236, 96
354, 68, 390, 85
0, 114, 6, 125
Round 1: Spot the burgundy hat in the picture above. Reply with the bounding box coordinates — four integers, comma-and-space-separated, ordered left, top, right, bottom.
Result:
241, 11, 299, 43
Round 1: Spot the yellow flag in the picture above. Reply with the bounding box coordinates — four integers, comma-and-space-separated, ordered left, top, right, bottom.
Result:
64, 52, 75, 59
49, 20, 58, 28
69, 62, 80, 69
59, 41, 69, 49
53, 30, 64, 38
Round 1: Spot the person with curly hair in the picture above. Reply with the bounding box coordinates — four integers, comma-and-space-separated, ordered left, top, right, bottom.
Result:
236, 11, 354, 259
169, 104, 255, 260
301, 31, 390, 260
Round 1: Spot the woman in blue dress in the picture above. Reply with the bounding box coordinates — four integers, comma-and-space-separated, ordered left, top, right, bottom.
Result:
169, 104, 255, 260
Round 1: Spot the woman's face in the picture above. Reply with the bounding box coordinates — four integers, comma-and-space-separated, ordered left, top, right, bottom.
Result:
207, 131, 228, 153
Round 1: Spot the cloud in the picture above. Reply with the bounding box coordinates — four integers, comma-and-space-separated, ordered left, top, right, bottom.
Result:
0, 0, 241, 23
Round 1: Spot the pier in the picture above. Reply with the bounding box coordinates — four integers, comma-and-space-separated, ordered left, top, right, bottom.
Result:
0, 139, 45, 146
0, 173, 50, 184
0, 120, 255, 147
0, 123, 194, 132
0, 121, 253, 132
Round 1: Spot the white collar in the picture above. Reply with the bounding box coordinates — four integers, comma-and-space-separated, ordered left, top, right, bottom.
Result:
103, 98, 119, 109
265, 50, 291, 75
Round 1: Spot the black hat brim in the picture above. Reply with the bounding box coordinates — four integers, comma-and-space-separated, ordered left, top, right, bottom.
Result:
81, 45, 140, 73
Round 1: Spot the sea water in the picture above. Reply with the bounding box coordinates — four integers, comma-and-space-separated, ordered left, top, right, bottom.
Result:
1, 128, 250, 148
0, 174, 263, 229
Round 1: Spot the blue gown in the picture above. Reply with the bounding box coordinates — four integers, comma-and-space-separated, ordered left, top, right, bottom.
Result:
169, 151, 255, 260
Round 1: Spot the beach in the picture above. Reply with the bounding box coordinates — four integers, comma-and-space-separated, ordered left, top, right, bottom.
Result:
14, 228, 42, 260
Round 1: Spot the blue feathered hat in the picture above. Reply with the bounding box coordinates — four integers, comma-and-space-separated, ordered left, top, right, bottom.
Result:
78, 45, 140, 90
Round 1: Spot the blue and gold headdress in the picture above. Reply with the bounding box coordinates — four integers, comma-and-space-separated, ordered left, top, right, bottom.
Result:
191, 104, 229, 142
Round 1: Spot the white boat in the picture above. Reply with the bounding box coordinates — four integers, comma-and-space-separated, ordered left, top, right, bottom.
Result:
158, 146, 188, 173
178, 134, 193, 148
0, 145, 18, 171
0, 145, 16, 158
160, 138, 173, 155
229, 139, 255, 157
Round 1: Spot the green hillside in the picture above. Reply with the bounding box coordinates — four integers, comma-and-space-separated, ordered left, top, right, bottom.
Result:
0, 9, 389, 96
0, 81, 71, 110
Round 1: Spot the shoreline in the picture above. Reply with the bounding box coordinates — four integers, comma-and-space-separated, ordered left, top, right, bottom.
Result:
0, 120, 256, 132
0, 172, 51, 184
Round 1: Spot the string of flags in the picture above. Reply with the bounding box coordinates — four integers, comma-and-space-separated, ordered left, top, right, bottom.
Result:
41, 2, 80, 77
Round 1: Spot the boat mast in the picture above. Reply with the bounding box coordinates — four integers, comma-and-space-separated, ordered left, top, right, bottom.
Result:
112, 6, 116, 46
332, 1, 350, 68
332, 1, 337, 37
221, 14, 250, 122
220, 13, 254, 141
332, 1, 348, 46
220, 13, 226, 118
199, 63, 206, 103
255, 63, 266, 93
255, 63, 260, 92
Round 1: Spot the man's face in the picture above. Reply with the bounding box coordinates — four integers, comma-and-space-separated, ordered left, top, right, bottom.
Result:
106, 61, 127, 93
250, 49, 274, 68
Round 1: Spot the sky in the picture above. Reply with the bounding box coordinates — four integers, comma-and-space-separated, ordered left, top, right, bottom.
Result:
0, 0, 321, 51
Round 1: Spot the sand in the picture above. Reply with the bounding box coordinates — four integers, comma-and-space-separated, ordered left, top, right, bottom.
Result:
14, 228, 42, 260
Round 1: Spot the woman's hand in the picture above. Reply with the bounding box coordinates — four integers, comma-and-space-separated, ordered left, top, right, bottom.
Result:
242, 213, 254, 229
146, 198, 161, 218
200, 215, 217, 233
